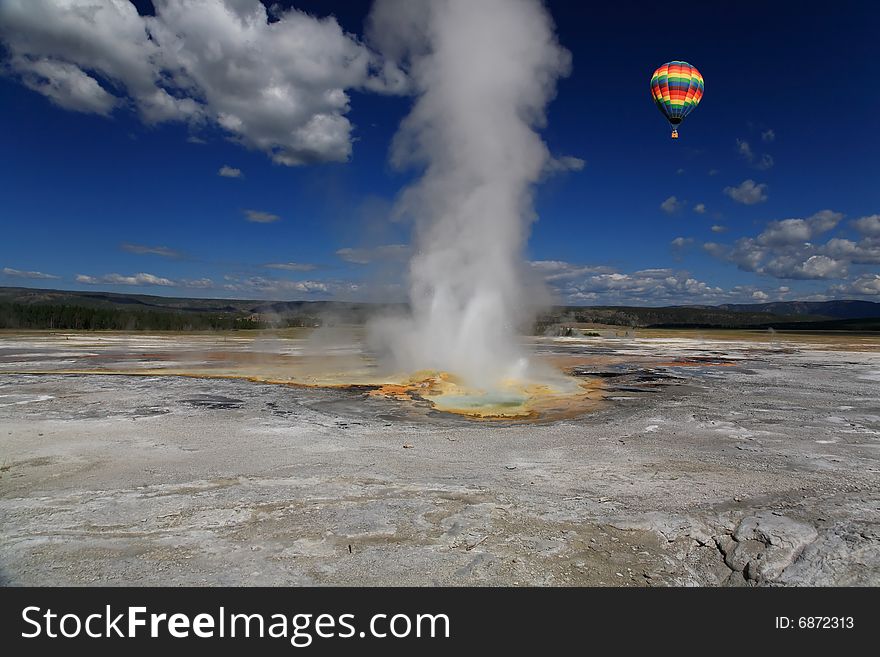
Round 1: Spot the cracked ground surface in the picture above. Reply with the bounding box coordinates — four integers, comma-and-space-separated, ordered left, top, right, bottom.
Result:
1, 331, 879, 586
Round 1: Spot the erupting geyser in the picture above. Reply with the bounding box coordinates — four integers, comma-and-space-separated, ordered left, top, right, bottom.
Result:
367, 0, 573, 391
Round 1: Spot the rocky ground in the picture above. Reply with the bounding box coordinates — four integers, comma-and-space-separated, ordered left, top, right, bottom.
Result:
1, 331, 878, 586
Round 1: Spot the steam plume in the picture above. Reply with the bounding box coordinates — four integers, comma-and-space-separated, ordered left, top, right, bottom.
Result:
367, 0, 571, 388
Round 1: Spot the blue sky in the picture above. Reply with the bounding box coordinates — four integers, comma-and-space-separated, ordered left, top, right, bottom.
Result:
1, 0, 879, 305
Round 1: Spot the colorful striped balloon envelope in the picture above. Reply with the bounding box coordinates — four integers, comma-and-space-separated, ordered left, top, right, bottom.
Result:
651, 61, 703, 139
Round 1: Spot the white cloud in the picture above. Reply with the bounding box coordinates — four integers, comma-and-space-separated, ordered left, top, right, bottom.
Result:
806, 209, 844, 234
737, 138, 773, 170
76, 272, 175, 286
761, 128, 775, 142
75, 272, 214, 289
121, 242, 182, 258
9, 57, 119, 115
264, 262, 317, 272
708, 169, 719, 176
545, 155, 585, 173
756, 154, 774, 170
223, 275, 328, 295
763, 254, 847, 280
105, 272, 175, 286
660, 195, 684, 214
528, 260, 613, 283
244, 209, 281, 224
565, 269, 725, 304
529, 260, 743, 305
852, 214, 880, 237
831, 274, 880, 297
218, 165, 242, 178
756, 210, 841, 247
724, 179, 768, 205
180, 278, 213, 289
710, 224, 727, 233
703, 209, 867, 281
336, 244, 410, 265
75, 271, 336, 296
757, 219, 809, 246
3, 266, 60, 280
751, 290, 769, 300
671, 237, 693, 249
736, 138, 754, 161
693, 203, 706, 214
824, 237, 880, 264
0, 0, 407, 165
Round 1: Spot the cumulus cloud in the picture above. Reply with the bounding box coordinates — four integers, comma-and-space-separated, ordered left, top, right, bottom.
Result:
736, 138, 753, 161
757, 211, 841, 247
0, 0, 407, 165
528, 260, 739, 304
737, 138, 773, 170
761, 128, 775, 142
75, 270, 339, 297
74, 271, 216, 288
804, 209, 843, 234
702, 209, 873, 281
244, 209, 281, 224
830, 274, 880, 297
121, 242, 182, 258
711, 238, 850, 280
102, 273, 175, 286
336, 244, 410, 265
852, 214, 880, 237
724, 179, 768, 205
9, 57, 119, 115
710, 224, 727, 233
823, 237, 880, 264
2, 266, 60, 280
76, 272, 176, 286
693, 203, 706, 214
218, 165, 242, 178
538, 264, 728, 305
757, 219, 811, 246
671, 237, 693, 249
762, 254, 847, 280
180, 278, 213, 289
756, 154, 774, 170
660, 195, 684, 214
528, 260, 614, 283
222, 275, 328, 295
264, 262, 317, 272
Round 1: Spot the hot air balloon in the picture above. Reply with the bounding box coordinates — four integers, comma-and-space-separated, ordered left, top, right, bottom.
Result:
650, 61, 703, 139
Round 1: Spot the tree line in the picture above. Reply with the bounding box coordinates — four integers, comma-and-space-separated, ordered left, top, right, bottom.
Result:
0, 303, 265, 331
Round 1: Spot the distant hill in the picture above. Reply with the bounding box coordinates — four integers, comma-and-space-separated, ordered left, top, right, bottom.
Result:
0, 286, 878, 331
0, 286, 260, 313
0, 287, 402, 319
0, 287, 401, 330
715, 300, 880, 319
751, 317, 880, 331
537, 305, 825, 330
